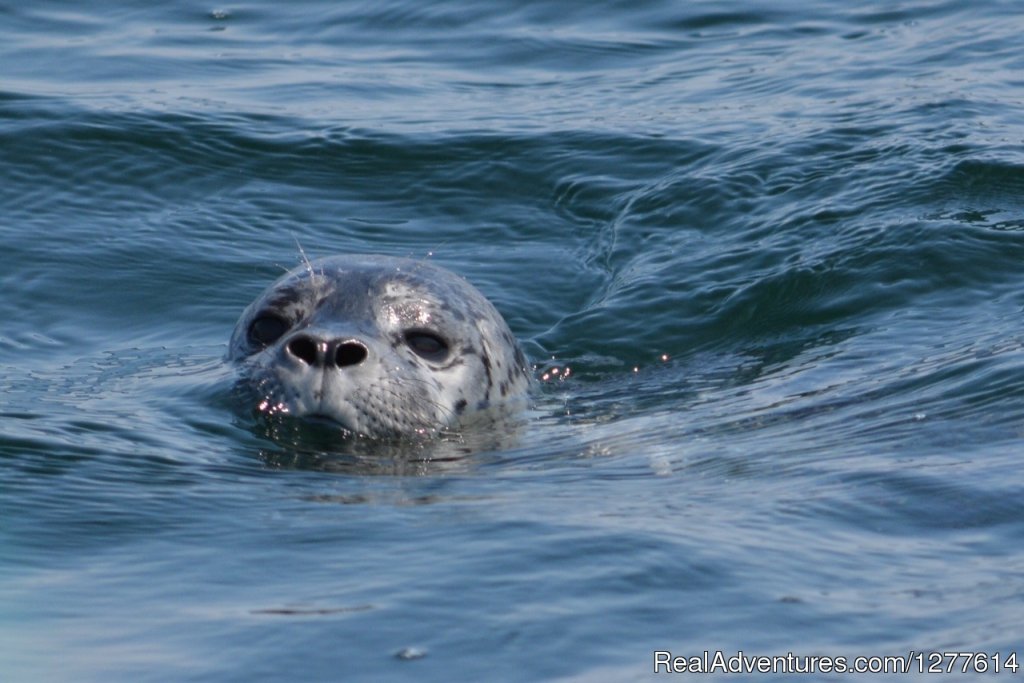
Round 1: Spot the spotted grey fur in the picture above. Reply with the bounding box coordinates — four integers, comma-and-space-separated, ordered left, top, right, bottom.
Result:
229, 254, 530, 439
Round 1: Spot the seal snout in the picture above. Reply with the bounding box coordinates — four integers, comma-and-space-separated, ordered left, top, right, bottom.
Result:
286, 332, 369, 369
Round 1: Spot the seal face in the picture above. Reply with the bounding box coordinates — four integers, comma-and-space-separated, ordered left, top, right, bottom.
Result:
229, 255, 530, 439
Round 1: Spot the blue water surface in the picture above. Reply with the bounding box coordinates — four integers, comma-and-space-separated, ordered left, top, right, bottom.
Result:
2, 1, 1024, 681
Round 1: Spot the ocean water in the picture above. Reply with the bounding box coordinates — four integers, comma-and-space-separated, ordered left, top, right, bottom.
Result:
3, 0, 1024, 680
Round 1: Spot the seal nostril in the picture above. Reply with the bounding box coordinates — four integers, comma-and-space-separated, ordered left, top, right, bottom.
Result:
335, 341, 367, 367
288, 336, 319, 365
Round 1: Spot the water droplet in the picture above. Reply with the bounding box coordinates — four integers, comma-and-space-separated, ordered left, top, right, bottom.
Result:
395, 646, 428, 661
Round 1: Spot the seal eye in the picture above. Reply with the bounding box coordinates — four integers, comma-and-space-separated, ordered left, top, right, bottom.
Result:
405, 330, 449, 362
249, 314, 289, 347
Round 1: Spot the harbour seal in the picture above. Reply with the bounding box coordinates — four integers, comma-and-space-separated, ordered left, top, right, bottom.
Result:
229, 254, 530, 439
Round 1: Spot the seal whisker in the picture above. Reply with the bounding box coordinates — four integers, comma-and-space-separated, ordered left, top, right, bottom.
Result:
293, 235, 314, 277
405, 240, 454, 278
378, 377, 457, 424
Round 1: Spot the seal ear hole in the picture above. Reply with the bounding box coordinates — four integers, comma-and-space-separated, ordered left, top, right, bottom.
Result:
249, 314, 289, 347
404, 330, 449, 362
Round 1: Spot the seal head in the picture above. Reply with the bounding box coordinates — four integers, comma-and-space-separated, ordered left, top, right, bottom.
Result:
229, 255, 530, 439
